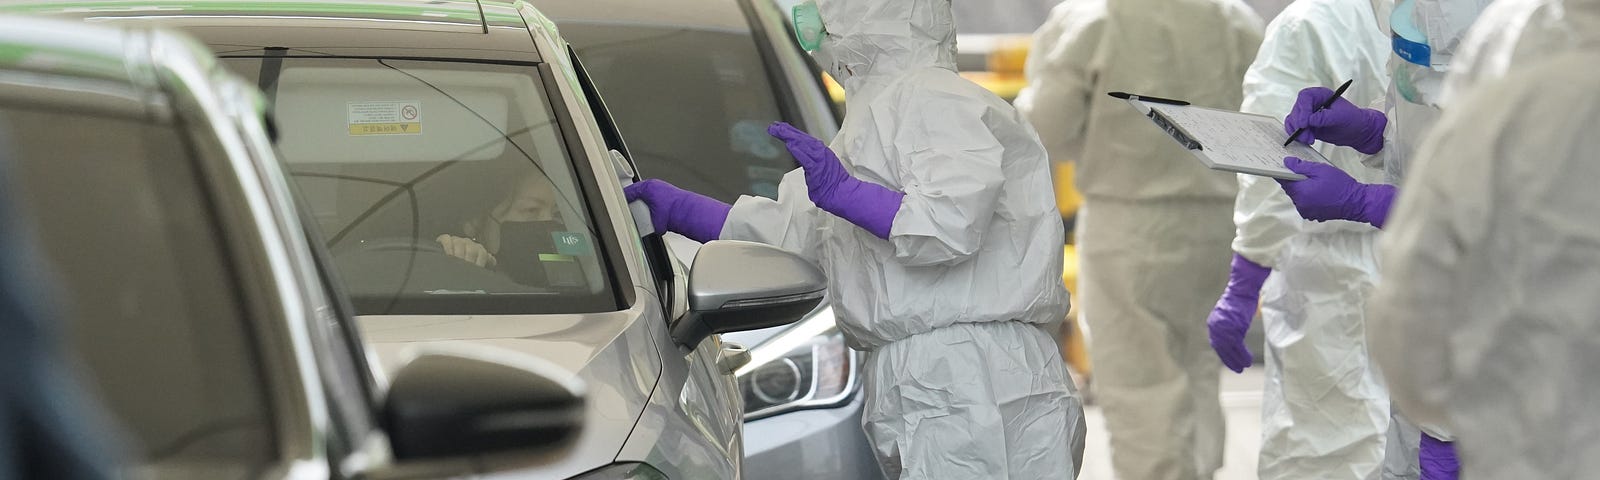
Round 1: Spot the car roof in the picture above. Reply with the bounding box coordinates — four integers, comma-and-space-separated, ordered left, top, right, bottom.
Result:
3, 0, 488, 25
0, 0, 548, 63
531, 0, 752, 33
0, 15, 214, 119
0, 15, 147, 86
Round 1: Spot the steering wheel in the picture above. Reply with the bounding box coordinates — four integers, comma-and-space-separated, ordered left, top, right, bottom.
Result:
333, 236, 449, 257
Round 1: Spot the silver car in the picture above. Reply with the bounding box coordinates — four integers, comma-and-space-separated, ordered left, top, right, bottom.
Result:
531, 0, 883, 477
12, 1, 832, 479
0, 16, 590, 479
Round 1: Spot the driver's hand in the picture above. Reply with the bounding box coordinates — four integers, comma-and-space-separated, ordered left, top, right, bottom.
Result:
436, 234, 497, 268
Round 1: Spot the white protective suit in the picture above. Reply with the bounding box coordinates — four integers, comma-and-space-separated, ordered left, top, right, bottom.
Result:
1232, 1, 1423, 478
1369, 0, 1600, 477
719, 0, 1085, 477
1014, 1, 1261, 478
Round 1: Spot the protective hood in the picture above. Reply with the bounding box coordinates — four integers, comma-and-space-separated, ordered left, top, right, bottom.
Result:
813, 0, 958, 93
1372, 0, 1395, 35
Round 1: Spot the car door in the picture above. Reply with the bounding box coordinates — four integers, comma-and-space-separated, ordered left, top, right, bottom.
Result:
567, 48, 747, 462
0, 78, 325, 479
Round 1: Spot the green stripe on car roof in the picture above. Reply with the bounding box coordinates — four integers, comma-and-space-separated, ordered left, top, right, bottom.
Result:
0, 1, 484, 22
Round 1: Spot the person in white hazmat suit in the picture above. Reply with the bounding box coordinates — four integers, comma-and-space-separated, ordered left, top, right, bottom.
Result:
1014, 1, 1261, 478
1207, 0, 1437, 478
624, 0, 1086, 477
1363, 0, 1600, 477
1270, 0, 1501, 478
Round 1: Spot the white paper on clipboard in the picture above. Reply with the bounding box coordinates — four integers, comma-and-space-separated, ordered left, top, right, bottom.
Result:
1125, 97, 1327, 180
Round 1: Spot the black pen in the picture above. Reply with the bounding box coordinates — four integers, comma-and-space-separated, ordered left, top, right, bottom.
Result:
1283, 79, 1354, 147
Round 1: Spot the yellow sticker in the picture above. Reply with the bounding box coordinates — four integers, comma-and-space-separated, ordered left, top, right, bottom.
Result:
538, 254, 575, 263
349, 123, 422, 135
347, 101, 422, 136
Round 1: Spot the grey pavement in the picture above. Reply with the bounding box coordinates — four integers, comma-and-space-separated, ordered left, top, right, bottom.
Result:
1077, 367, 1266, 480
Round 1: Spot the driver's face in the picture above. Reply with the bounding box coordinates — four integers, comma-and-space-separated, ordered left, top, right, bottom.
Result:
495, 175, 557, 222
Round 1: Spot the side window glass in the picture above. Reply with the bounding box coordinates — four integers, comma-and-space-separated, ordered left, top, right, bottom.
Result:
569, 48, 632, 157
570, 49, 678, 308
2, 107, 277, 474
220, 57, 620, 316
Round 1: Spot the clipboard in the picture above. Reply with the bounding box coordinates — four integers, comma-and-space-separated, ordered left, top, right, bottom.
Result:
1110, 92, 1323, 180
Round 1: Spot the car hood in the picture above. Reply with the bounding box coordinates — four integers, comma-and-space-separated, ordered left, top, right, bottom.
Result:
358, 308, 663, 478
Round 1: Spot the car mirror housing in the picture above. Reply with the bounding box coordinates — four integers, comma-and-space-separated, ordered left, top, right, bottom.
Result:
671, 240, 826, 348
383, 347, 585, 461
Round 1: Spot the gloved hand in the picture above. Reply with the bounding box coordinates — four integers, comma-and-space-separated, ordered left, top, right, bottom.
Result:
1208, 253, 1271, 373
1285, 86, 1388, 154
623, 179, 731, 243
768, 122, 905, 239
1419, 432, 1460, 480
1276, 157, 1397, 228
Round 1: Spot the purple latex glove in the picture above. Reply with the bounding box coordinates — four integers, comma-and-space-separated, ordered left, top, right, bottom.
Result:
1285, 86, 1388, 154
1419, 432, 1460, 480
768, 122, 905, 239
1276, 157, 1397, 228
1208, 253, 1271, 373
623, 179, 731, 243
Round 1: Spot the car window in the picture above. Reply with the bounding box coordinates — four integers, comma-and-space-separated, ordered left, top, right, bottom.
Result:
1, 107, 276, 475
223, 57, 618, 316
560, 23, 799, 202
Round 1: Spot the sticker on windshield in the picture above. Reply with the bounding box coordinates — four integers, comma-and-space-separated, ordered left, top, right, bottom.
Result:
552, 231, 593, 256
347, 101, 422, 136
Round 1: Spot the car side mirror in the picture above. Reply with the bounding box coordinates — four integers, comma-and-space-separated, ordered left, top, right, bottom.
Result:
383, 347, 585, 461
670, 240, 826, 348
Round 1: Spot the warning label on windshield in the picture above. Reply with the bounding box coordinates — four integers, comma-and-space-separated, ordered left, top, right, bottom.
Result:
347, 101, 422, 136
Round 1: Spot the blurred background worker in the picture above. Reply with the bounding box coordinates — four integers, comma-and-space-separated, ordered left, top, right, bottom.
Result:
629, 0, 1085, 477
1364, 0, 1600, 477
1014, 0, 1263, 478
1271, 1, 1499, 478
0, 138, 119, 480
1204, 0, 1428, 478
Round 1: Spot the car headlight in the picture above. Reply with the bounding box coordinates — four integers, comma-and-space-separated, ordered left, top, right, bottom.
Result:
569, 463, 668, 480
736, 306, 859, 420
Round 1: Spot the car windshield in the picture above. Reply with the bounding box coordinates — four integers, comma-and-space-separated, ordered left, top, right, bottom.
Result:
223, 57, 618, 315
559, 22, 799, 202
4, 106, 275, 474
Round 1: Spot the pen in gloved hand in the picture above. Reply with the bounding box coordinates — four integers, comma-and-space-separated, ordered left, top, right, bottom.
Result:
1283, 78, 1354, 147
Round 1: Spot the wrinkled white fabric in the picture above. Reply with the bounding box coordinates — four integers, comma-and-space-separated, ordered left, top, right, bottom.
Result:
1441, 0, 1600, 104
862, 321, 1086, 479
1232, 1, 1413, 478
1370, 50, 1600, 480
1370, 1, 1600, 477
1014, 0, 1260, 478
1074, 198, 1235, 480
719, 0, 1082, 477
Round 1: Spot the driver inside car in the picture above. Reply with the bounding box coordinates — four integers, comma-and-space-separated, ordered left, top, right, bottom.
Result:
435, 172, 565, 285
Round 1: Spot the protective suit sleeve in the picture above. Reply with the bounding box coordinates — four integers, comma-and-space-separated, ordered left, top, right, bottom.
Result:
1231, 174, 1300, 267
1232, 15, 1325, 267
886, 93, 1007, 267
1367, 94, 1495, 429
1014, 0, 1105, 166
721, 169, 827, 263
